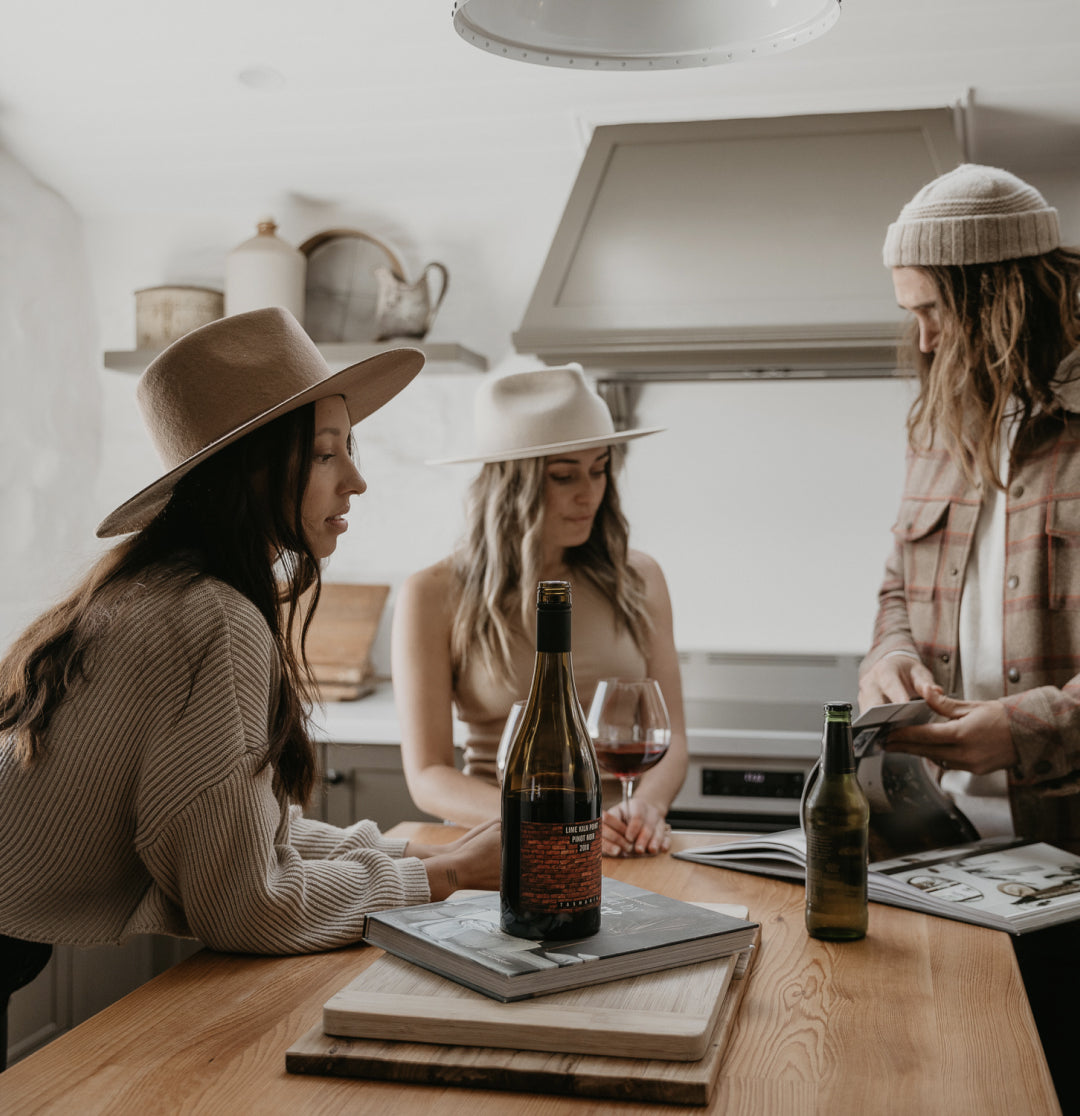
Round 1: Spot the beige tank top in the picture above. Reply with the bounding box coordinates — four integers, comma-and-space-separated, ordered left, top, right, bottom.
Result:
454, 575, 647, 798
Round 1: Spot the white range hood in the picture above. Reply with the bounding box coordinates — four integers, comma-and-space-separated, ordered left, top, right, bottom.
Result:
514, 108, 966, 380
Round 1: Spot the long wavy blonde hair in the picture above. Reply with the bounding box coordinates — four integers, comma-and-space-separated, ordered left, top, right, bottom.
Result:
903, 248, 1080, 488
449, 453, 651, 687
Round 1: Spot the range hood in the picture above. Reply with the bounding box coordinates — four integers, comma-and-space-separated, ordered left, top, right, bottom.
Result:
513, 108, 966, 380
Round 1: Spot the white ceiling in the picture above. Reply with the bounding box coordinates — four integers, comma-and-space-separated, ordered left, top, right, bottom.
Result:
2, 0, 1080, 220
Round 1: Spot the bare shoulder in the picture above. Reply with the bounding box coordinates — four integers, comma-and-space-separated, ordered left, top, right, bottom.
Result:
627, 549, 669, 592
627, 550, 675, 635
396, 557, 459, 624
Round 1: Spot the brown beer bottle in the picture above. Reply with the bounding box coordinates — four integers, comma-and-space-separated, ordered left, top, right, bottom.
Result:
804, 701, 869, 941
500, 581, 603, 940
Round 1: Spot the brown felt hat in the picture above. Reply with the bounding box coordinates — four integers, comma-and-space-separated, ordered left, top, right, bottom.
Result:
96, 307, 424, 537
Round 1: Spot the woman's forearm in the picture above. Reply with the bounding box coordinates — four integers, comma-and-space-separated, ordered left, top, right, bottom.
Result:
632, 733, 689, 814
407, 761, 501, 827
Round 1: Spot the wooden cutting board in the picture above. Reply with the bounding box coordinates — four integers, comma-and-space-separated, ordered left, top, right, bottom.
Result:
286, 920, 759, 1106
324, 950, 737, 1062
295, 583, 389, 701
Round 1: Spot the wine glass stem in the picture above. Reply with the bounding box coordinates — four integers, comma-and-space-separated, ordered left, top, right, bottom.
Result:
621, 777, 634, 815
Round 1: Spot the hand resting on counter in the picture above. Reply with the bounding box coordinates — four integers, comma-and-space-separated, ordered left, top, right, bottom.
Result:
603, 799, 672, 858
405, 818, 502, 900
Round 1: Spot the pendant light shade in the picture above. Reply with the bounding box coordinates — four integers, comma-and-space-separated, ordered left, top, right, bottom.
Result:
452, 0, 841, 70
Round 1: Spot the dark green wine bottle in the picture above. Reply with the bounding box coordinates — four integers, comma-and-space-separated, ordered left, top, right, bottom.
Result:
500, 581, 603, 940
804, 701, 869, 941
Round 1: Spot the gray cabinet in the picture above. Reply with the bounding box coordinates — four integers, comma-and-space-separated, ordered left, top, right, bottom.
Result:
311, 741, 446, 830
7, 935, 200, 1067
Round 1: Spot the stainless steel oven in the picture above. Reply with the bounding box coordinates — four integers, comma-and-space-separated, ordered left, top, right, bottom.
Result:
668, 651, 861, 832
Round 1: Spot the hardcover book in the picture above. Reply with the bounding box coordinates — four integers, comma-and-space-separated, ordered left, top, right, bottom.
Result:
361, 878, 758, 1002
674, 701, 1080, 934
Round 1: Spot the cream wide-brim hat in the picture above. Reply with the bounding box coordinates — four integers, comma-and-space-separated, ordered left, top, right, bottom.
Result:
96, 307, 424, 537
427, 364, 664, 465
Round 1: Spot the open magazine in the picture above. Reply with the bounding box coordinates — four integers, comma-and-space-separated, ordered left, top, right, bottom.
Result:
674, 701, 1080, 934
845, 698, 978, 860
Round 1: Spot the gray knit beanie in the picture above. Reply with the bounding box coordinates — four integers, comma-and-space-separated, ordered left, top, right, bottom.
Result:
883, 164, 1060, 267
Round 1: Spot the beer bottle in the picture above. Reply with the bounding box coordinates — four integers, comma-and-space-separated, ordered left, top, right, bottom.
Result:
500, 581, 603, 940
804, 701, 869, 941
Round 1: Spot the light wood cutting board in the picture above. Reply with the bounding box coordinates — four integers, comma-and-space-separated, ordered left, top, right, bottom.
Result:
286, 928, 758, 1106
295, 582, 389, 701
324, 950, 739, 1061
323, 901, 751, 1061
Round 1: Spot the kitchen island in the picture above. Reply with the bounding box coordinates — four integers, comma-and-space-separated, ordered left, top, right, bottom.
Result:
2, 826, 1058, 1115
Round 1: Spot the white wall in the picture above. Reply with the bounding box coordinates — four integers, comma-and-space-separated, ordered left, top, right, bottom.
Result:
0, 148, 101, 649
619, 377, 915, 654
81, 149, 1080, 671
86, 227, 913, 667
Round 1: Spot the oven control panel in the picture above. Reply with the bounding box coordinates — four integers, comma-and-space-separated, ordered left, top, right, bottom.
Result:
701, 767, 806, 800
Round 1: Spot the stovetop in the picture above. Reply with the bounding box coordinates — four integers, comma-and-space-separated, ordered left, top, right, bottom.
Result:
678, 649, 861, 754
671, 650, 863, 829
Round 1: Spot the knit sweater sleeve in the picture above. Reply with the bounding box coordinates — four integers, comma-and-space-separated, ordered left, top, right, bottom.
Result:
134, 580, 430, 954
286, 807, 410, 860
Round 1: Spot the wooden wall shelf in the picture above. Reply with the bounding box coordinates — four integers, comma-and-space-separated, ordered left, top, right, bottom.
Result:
104, 340, 488, 376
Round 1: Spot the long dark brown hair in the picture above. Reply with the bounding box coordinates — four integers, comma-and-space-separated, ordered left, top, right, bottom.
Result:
0, 405, 325, 803
449, 453, 650, 687
903, 248, 1080, 488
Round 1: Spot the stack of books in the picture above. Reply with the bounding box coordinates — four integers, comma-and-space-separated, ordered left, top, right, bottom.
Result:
286, 880, 760, 1104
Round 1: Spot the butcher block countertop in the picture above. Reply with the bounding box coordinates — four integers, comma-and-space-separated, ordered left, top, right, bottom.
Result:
2, 826, 1058, 1115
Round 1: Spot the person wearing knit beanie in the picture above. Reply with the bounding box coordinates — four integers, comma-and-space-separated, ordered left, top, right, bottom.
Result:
862, 162, 1080, 1114
882, 163, 1060, 267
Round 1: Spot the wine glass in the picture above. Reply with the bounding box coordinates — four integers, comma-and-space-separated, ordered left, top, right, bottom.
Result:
495, 699, 528, 785
586, 678, 671, 817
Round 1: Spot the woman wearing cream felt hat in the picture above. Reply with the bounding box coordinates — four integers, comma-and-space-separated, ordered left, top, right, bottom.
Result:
0, 308, 500, 979
393, 363, 688, 858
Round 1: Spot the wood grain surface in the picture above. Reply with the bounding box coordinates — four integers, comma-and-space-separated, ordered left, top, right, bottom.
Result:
289, 941, 755, 1105
317, 901, 750, 1062
1, 826, 1060, 1115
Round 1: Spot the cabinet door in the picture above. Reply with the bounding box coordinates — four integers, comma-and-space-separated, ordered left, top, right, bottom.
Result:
314, 742, 447, 830
6, 936, 201, 1067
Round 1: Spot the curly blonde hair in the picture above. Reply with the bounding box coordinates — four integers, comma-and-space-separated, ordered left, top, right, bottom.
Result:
902, 248, 1080, 488
448, 454, 651, 687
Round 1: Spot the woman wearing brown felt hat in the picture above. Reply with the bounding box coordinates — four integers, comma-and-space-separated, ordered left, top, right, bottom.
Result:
0, 308, 500, 991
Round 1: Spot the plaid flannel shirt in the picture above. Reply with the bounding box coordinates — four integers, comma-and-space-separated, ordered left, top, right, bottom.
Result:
861, 357, 1080, 852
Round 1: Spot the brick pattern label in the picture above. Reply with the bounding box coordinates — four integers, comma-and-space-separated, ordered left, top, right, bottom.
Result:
518, 818, 602, 910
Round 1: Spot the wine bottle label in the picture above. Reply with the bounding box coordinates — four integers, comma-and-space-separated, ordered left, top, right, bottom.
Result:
517, 819, 602, 911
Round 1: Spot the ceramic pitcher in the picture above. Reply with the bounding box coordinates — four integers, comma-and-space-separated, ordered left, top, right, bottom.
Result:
373, 261, 449, 341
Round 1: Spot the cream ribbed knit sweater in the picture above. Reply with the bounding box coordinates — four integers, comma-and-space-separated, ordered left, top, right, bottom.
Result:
0, 571, 431, 954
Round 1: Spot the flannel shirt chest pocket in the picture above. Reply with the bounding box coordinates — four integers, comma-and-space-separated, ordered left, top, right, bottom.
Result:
892, 498, 952, 600
1046, 497, 1080, 609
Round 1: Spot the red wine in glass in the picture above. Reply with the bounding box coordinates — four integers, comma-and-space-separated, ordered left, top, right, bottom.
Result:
593, 739, 668, 778
586, 678, 671, 823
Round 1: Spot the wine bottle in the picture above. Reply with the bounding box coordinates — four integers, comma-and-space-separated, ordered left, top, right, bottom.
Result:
500, 580, 603, 940
804, 701, 869, 941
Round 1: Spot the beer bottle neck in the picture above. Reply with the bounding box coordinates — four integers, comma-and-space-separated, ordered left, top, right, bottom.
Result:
821, 720, 855, 774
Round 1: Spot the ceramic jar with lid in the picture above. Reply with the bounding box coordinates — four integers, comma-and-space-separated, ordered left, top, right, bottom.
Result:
225, 218, 306, 324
